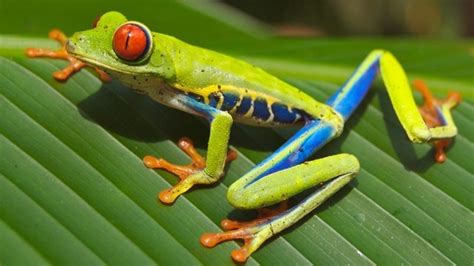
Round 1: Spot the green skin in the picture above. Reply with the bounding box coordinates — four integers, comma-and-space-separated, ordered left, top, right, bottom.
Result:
65, 11, 458, 260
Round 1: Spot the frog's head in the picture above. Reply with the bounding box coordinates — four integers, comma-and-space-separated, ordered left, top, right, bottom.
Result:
67, 11, 173, 79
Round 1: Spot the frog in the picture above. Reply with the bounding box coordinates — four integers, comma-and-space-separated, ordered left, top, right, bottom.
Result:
26, 11, 461, 262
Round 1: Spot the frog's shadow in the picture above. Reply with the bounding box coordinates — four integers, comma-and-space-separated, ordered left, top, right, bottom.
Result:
77, 82, 304, 152
377, 88, 440, 172
77, 82, 189, 143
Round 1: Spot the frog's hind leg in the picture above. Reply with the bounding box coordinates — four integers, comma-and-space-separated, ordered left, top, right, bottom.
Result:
378, 51, 460, 144
327, 50, 461, 161
201, 153, 359, 263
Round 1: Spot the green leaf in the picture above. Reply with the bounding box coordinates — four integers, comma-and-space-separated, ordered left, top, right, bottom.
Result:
1, 1, 473, 265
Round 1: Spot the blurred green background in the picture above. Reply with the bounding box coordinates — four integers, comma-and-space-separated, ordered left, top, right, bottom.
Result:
225, 0, 474, 37
2, 0, 473, 38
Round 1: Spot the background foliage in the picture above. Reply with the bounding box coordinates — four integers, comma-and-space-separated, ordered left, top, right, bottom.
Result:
1, 0, 473, 265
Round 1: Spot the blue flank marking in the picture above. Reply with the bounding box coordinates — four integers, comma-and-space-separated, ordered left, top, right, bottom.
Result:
253, 98, 271, 120
208, 93, 219, 108
272, 103, 297, 123
245, 54, 382, 187
236, 96, 252, 115
221, 93, 239, 111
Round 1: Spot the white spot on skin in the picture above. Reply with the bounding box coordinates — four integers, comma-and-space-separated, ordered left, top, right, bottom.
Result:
266, 101, 274, 123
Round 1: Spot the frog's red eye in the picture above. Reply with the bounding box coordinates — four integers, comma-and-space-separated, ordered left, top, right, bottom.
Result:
113, 23, 151, 62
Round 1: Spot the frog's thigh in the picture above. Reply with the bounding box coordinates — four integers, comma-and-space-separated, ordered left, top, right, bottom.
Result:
227, 153, 359, 209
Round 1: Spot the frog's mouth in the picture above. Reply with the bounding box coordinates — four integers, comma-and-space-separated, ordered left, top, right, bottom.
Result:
66, 40, 153, 76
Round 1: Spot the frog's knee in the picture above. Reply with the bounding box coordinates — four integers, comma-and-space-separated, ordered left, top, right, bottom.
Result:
227, 184, 244, 208
409, 126, 431, 143
227, 183, 257, 209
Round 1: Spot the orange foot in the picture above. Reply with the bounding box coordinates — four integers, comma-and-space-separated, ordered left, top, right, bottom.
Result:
143, 137, 237, 204
201, 201, 289, 263
413, 79, 461, 163
25, 29, 110, 82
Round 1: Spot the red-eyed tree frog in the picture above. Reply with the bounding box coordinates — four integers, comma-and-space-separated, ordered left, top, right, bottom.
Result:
26, 11, 461, 262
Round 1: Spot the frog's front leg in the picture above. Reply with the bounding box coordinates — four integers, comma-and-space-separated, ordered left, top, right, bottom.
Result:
25, 29, 110, 81
144, 95, 236, 203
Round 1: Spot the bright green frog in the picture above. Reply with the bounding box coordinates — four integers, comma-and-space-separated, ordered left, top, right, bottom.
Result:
27, 11, 460, 262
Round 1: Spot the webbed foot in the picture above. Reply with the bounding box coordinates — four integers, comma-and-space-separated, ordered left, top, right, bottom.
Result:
201, 201, 289, 263
220, 201, 289, 230
413, 79, 461, 163
26, 29, 110, 82
144, 137, 237, 204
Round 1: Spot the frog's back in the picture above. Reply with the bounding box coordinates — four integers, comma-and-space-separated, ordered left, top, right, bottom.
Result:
162, 34, 336, 126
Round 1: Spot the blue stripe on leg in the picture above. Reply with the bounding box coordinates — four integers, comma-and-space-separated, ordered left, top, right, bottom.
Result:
245, 119, 337, 187
326, 54, 381, 120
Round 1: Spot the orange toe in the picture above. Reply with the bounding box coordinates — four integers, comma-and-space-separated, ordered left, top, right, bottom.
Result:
231, 248, 249, 263
413, 79, 461, 163
143, 155, 161, 168
26, 29, 111, 82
